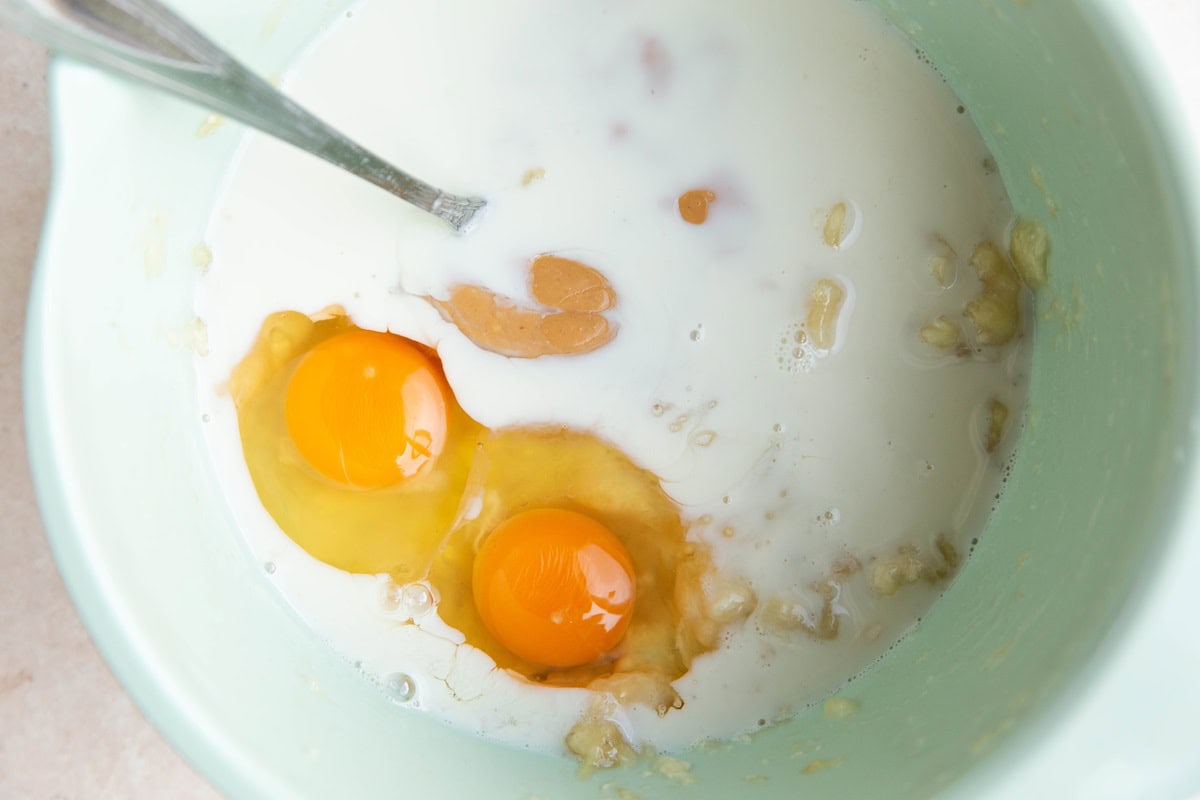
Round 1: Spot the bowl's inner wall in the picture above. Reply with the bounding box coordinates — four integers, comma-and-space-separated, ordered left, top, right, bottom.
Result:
26, 0, 1195, 797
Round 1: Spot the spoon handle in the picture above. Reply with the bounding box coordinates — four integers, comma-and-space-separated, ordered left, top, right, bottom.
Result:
0, 0, 486, 232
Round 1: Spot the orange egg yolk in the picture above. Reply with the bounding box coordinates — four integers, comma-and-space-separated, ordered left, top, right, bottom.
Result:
472, 508, 636, 668
284, 329, 449, 488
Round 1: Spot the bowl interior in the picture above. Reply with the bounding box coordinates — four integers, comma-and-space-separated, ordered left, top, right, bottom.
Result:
25, 0, 1199, 797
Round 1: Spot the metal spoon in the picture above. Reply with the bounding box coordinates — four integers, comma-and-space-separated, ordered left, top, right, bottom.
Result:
0, 0, 487, 233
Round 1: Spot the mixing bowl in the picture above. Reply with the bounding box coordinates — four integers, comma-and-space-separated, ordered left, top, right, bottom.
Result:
24, 0, 1200, 796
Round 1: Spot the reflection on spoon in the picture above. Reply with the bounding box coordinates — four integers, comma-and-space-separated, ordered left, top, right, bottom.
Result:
0, 0, 487, 232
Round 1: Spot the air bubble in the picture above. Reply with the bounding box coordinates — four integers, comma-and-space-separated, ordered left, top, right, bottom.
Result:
777, 323, 817, 375
400, 583, 433, 617
263, 561, 276, 574
385, 672, 416, 703
815, 508, 841, 527
382, 581, 433, 619
381, 581, 404, 612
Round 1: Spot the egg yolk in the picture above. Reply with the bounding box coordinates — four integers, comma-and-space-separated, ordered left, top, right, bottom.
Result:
237, 312, 714, 693
284, 329, 449, 488
472, 508, 636, 668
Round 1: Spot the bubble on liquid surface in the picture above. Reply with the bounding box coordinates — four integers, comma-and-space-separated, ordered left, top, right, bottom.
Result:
815, 508, 841, 527
381, 581, 434, 619
776, 323, 816, 374
381, 581, 404, 612
401, 583, 434, 617
385, 672, 416, 703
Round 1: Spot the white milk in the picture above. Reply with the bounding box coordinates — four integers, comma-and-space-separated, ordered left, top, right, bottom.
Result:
195, 0, 1030, 756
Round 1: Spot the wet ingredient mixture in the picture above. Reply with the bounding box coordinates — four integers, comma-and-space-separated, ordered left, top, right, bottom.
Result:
195, 0, 1047, 769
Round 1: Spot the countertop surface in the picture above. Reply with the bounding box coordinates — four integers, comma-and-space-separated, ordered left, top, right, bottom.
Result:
2, 3, 1198, 799
0, 28, 218, 800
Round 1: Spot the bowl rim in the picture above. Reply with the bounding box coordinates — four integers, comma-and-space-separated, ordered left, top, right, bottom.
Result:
22, 1, 1200, 797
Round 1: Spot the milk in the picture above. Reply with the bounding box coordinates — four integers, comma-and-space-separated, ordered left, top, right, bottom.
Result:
195, 0, 1030, 755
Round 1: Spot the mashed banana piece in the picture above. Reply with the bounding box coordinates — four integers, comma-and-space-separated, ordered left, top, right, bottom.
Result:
919, 315, 964, 350
807, 279, 847, 350
986, 399, 1010, 454
964, 242, 1022, 346
566, 702, 640, 773
872, 536, 959, 596
823, 202, 849, 247
1009, 218, 1050, 289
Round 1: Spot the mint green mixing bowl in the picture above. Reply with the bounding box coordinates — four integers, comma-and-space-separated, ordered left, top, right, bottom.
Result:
24, 0, 1200, 797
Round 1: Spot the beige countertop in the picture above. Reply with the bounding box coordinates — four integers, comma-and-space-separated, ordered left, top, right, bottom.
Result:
0, 30, 217, 800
